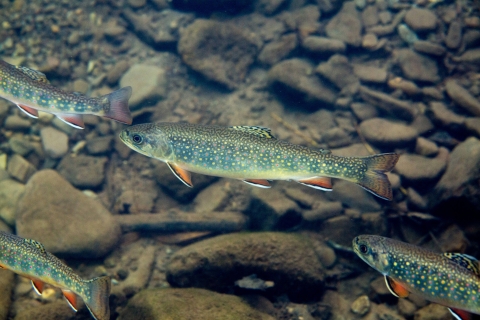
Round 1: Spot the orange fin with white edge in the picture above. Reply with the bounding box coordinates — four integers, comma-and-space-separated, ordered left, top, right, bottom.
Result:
62, 289, 78, 312
31, 279, 44, 295
56, 114, 85, 129
296, 177, 332, 191
167, 162, 193, 187
449, 308, 472, 320
243, 179, 271, 188
385, 276, 409, 298
16, 104, 39, 118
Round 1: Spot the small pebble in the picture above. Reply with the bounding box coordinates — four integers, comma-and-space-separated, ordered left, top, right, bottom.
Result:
351, 295, 370, 316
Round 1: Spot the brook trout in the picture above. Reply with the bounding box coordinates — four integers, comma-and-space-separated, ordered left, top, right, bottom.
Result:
120, 122, 400, 200
353, 235, 480, 320
0, 231, 110, 320
0, 59, 132, 129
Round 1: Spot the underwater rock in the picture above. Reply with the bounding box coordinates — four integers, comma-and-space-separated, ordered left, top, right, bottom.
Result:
40, 126, 68, 159
268, 58, 337, 106
327, 179, 382, 212
13, 300, 74, 320
119, 64, 167, 109
166, 232, 325, 302
107, 60, 130, 85
395, 154, 446, 185
358, 86, 417, 121
57, 155, 107, 189
413, 303, 451, 320
404, 7, 437, 32
258, 33, 298, 66
7, 154, 36, 183
359, 118, 417, 147
413, 41, 446, 56
445, 20, 462, 49
353, 65, 387, 83
325, 2, 363, 47
315, 54, 359, 90
171, 0, 254, 13
415, 137, 439, 157
86, 136, 113, 155
0, 269, 14, 320
16, 170, 120, 258
394, 49, 440, 83
194, 180, 251, 213
430, 137, 480, 219
445, 80, 480, 117
351, 295, 370, 316
301, 36, 346, 55
178, 19, 260, 90
302, 201, 343, 222
4, 115, 31, 131
118, 288, 275, 320
255, 0, 288, 15
0, 179, 25, 226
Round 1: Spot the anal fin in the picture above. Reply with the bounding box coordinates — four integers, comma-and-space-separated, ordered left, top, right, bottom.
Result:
167, 162, 193, 187
243, 179, 271, 188
62, 289, 78, 312
296, 177, 332, 191
16, 104, 39, 118
56, 114, 85, 129
385, 276, 409, 298
31, 279, 44, 295
449, 308, 472, 320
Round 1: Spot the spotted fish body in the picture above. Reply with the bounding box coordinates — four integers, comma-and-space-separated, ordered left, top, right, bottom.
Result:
0, 231, 110, 320
0, 59, 132, 129
353, 235, 480, 318
120, 122, 400, 200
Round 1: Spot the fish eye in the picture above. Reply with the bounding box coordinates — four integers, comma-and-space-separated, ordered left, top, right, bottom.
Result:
132, 134, 143, 144
359, 244, 368, 254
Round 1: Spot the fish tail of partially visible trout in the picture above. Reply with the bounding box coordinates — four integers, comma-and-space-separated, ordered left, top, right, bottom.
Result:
101, 86, 133, 125
82, 276, 111, 320
356, 153, 400, 201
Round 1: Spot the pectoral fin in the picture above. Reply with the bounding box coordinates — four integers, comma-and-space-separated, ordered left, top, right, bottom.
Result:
62, 289, 78, 312
385, 276, 409, 298
449, 308, 472, 320
296, 177, 332, 191
167, 163, 193, 187
56, 114, 85, 129
243, 179, 271, 188
16, 104, 39, 118
31, 279, 44, 295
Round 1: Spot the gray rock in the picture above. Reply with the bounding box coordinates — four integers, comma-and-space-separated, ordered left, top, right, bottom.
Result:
86, 136, 113, 155
353, 65, 387, 83
327, 180, 382, 212
16, 169, 120, 258
0, 179, 24, 226
166, 232, 325, 301
414, 303, 451, 320
13, 300, 74, 320
413, 40, 446, 56
445, 80, 480, 117
7, 154, 36, 183
119, 288, 275, 320
397, 298, 417, 318
361, 5, 379, 27
351, 295, 370, 316
395, 49, 440, 83
350, 102, 378, 120
249, 188, 300, 230
453, 48, 480, 64
107, 60, 130, 85
40, 126, 69, 159
255, 0, 288, 15
172, 0, 254, 12
4, 115, 31, 131
325, 2, 363, 47
415, 137, 438, 157
359, 86, 417, 121
0, 269, 14, 320
57, 155, 107, 188
194, 180, 251, 213
178, 19, 260, 90
268, 58, 337, 106
428, 101, 466, 132
8, 136, 33, 156
302, 201, 343, 221
315, 54, 359, 90
430, 137, 480, 218
119, 64, 167, 109
301, 36, 346, 54
258, 33, 298, 66
445, 20, 462, 49
465, 117, 480, 137
395, 154, 446, 183
359, 118, 418, 147
404, 7, 437, 32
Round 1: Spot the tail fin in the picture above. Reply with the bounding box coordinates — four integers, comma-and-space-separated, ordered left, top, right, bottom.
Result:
102, 86, 132, 125
357, 153, 400, 201
83, 276, 111, 320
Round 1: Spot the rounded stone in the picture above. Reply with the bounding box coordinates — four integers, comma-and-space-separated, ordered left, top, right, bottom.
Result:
404, 8, 437, 32
359, 118, 418, 147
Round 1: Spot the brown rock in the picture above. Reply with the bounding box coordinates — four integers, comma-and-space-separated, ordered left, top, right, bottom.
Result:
325, 2, 363, 46
57, 155, 107, 188
404, 8, 437, 32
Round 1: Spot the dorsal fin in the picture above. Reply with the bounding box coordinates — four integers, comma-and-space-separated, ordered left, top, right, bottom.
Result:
15, 66, 49, 83
229, 126, 276, 139
24, 238, 47, 255
444, 253, 480, 275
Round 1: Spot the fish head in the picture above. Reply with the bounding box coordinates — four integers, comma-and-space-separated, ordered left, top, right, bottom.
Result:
353, 235, 392, 275
120, 124, 174, 161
